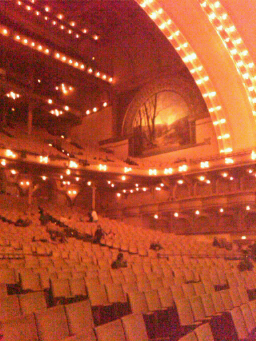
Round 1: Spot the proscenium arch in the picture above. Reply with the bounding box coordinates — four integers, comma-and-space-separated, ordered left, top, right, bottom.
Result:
134, 0, 256, 153
122, 74, 206, 136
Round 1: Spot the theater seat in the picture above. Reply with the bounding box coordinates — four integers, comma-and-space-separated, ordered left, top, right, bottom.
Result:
0, 314, 38, 341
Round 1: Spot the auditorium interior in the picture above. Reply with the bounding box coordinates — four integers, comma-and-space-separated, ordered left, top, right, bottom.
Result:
0, 0, 256, 340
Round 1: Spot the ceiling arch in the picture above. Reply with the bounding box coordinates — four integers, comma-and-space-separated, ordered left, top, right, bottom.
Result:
136, 0, 256, 153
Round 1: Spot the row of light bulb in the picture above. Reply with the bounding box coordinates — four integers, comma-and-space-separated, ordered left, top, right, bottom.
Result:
199, 0, 256, 118
0, 25, 113, 84
16, 0, 99, 41
137, 0, 233, 154
6, 91, 20, 100
154, 206, 252, 219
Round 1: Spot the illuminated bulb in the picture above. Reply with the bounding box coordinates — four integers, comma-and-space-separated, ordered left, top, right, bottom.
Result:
93, 35, 99, 40
155, 187, 161, 191
45, 49, 49, 54
174, 212, 179, 217
76, 34, 80, 38
93, 107, 97, 112
199, 176, 205, 181
177, 180, 184, 184
219, 208, 224, 213
83, 29, 87, 33
26, 181, 30, 186
88, 68, 93, 73
62, 56, 66, 61
60, 175, 63, 179
206, 180, 211, 184
57, 14, 64, 19
109, 77, 113, 82
48, 99, 53, 104
241, 236, 247, 240
26, 5, 31, 11
36, 11, 40, 16
246, 205, 250, 211
222, 172, 228, 178
42, 176, 47, 181
179, 165, 188, 172
10, 170, 16, 175
68, 30, 72, 34
142, 188, 147, 191
117, 193, 121, 197
64, 106, 69, 111
16, 35, 20, 40
230, 177, 234, 181
248, 169, 253, 174
154, 214, 158, 219
86, 110, 90, 115
111, 184, 115, 187
80, 64, 84, 69
195, 210, 200, 215
52, 21, 56, 25
0, 159, 6, 166
123, 190, 126, 193
3, 29, 8, 35
130, 189, 134, 193
149, 169, 157, 176
121, 176, 126, 181
136, 188, 139, 191
96, 72, 100, 77
103, 102, 108, 107
38, 45, 42, 51
20, 182, 24, 186
23, 39, 28, 44
66, 169, 71, 175
160, 183, 164, 187
164, 168, 173, 174
87, 181, 92, 186
200, 161, 209, 168
67, 181, 70, 185
225, 158, 234, 164
74, 62, 78, 67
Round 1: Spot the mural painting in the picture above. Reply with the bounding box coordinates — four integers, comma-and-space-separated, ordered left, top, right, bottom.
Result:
131, 91, 194, 157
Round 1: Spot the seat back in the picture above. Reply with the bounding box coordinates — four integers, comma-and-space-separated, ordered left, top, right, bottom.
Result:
189, 296, 206, 321
95, 319, 126, 341
105, 283, 126, 303
69, 277, 87, 297
128, 291, 149, 314
176, 298, 195, 326
122, 313, 149, 341
240, 304, 256, 334
64, 300, 94, 335
201, 293, 216, 316
0, 314, 38, 341
194, 322, 214, 341
35, 305, 69, 341
19, 291, 47, 314
0, 295, 21, 321
230, 307, 249, 340
86, 283, 109, 306
144, 289, 162, 311
50, 278, 71, 298
157, 287, 175, 308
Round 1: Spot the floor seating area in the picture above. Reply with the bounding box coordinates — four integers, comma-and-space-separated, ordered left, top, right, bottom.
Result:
0, 196, 256, 340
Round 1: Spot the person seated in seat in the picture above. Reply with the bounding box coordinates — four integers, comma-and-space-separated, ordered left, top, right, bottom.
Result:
150, 240, 163, 251
93, 224, 105, 244
111, 252, 127, 269
88, 208, 98, 223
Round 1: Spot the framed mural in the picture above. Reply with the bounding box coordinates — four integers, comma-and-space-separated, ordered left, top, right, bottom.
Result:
131, 90, 195, 157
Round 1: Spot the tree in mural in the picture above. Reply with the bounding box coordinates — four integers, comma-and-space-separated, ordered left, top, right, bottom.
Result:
132, 91, 192, 156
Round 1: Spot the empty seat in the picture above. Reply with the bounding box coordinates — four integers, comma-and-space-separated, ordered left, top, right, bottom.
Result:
19, 291, 47, 314
122, 313, 149, 341
194, 322, 214, 341
0, 313, 39, 341
35, 305, 70, 341
95, 319, 126, 341
128, 291, 149, 314
0, 295, 21, 321
69, 277, 87, 297
64, 300, 94, 336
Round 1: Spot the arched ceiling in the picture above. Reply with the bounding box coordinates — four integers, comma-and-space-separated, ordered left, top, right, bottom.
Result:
137, 0, 256, 153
